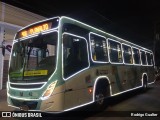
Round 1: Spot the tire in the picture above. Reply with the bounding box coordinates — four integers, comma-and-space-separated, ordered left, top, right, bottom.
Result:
143, 75, 148, 91
94, 85, 109, 111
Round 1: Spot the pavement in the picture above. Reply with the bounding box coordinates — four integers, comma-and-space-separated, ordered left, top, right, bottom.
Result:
0, 89, 15, 111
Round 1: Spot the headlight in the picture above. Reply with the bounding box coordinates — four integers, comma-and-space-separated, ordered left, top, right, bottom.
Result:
41, 80, 57, 100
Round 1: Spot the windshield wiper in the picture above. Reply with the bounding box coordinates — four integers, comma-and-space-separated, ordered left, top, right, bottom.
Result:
26, 46, 33, 68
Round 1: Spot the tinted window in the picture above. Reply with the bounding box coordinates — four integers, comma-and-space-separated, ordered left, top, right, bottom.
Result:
63, 33, 89, 78
141, 51, 147, 65
146, 52, 153, 65
132, 48, 141, 64
90, 33, 108, 62
108, 39, 122, 63
122, 45, 133, 64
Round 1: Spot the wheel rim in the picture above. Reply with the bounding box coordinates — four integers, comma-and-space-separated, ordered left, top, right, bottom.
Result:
144, 82, 147, 88
144, 84, 147, 88
96, 93, 104, 105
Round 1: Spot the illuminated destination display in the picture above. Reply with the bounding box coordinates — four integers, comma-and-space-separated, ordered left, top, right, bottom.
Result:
19, 22, 52, 38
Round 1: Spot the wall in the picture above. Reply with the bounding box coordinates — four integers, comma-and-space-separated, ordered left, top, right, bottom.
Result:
0, 2, 46, 89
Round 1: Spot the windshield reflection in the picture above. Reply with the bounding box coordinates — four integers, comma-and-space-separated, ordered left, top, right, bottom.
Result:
9, 32, 57, 82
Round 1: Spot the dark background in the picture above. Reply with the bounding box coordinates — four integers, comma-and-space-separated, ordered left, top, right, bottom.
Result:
2, 0, 160, 66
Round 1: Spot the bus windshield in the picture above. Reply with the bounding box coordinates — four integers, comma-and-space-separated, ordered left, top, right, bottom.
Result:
9, 32, 57, 82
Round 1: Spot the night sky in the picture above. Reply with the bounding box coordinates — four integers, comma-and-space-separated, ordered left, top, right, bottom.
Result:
2, 0, 160, 65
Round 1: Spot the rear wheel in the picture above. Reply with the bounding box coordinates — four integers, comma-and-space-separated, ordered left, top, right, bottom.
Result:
143, 75, 148, 91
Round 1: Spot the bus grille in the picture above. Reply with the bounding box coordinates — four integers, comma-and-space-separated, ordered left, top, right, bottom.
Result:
10, 83, 45, 89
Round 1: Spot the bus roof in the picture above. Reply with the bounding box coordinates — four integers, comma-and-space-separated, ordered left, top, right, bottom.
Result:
15, 16, 153, 53
59, 16, 153, 53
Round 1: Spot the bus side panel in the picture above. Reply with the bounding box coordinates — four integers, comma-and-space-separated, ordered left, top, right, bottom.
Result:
125, 65, 142, 89
63, 65, 155, 110
64, 69, 93, 110
91, 65, 121, 95
64, 65, 122, 110
40, 85, 65, 111
111, 65, 126, 93
140, 66, 155, 84
112, 65, 142, 93
147, 66, 155, 83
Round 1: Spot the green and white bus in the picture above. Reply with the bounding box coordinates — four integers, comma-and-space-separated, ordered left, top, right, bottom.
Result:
7, 16, 155, 112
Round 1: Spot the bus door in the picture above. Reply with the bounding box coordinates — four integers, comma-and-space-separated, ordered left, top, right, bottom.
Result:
63, 33, 89, 109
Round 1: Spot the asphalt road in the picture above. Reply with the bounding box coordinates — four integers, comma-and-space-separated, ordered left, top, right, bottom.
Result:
1, 80, 160, 120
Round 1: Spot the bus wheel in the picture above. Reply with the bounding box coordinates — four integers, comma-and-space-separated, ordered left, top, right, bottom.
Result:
143, 75, 148, 91
95, 87, 108, 111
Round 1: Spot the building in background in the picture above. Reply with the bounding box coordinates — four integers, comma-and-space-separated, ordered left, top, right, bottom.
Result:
0, 2, 46, 89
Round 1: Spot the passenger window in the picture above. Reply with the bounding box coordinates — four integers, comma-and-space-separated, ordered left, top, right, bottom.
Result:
146, 52, 153, 65
108, 39, 123, 63
141, 51, 147, 65
132, 48, 141, 64
122, 44, 133, 64
90, 33, 108, 62
63, 33, 89, 79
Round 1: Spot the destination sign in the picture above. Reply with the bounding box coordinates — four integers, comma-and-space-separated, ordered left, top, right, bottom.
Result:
19, 22, 52, 38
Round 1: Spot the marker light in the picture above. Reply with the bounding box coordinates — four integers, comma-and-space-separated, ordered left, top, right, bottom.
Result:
88, 88, 93, 93
41, 80, 57, 99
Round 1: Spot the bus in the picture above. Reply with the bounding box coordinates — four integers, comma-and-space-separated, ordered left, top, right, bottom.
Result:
7, 16, 155, 112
